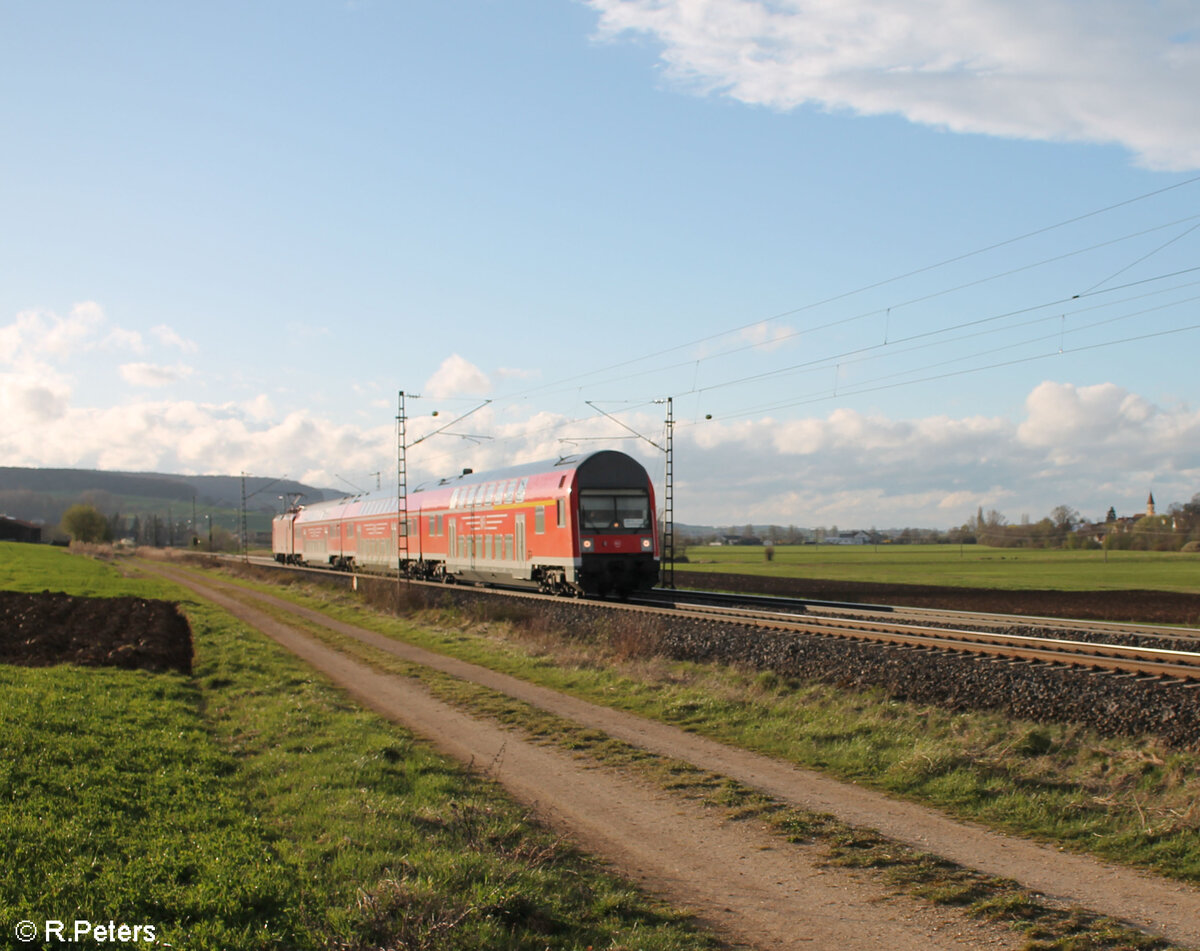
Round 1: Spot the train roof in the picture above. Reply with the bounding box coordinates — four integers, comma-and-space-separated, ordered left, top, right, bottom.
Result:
283, 450, 650, 522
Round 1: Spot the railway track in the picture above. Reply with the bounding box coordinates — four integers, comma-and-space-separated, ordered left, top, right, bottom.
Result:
242, 556, 1200, 682
645, 591, 1200, 680
645, 586, 1200, 643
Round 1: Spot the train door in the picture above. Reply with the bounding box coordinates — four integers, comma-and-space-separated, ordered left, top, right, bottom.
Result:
447, 520, 457, 572
515, 514, 526, 577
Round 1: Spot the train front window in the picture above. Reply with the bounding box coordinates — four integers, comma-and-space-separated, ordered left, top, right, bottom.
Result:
580, 492, 650, 532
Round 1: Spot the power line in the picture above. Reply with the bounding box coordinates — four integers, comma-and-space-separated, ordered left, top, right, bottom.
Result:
487, 175, 1200, 406
691, 265, 1200, 402
706, 321, 1200, 421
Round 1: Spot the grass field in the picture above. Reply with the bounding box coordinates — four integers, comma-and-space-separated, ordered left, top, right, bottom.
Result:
679, 542, 1200, 593
7, 541, 1200, 949
0, 542, 717, 950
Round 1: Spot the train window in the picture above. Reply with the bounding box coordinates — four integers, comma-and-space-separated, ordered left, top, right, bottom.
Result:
616, 495, 650, 529
450, 488, 459, 509
502, 480, 515, 504
485, 483, 497, 505
504, 534, 513, 560
428, 515, 435, 534
580, 492, 651, 532
535, 506, 545, 534
515, 478, 528, 503
556, 498, 565, 528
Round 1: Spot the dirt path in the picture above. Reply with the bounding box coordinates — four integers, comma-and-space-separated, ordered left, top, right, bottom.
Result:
145, 564, 1200, 949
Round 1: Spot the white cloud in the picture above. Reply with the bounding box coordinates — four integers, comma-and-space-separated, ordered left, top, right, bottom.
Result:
119, 362, 196, 387
1, 366, 1195, 528
674, 380, 1200, 525
0, 371, 71, 426
424, 354, 491, 398
495, 366, 541, 381
151, 324, 199, 353
738, 320, 795, 352
588, 0, 1200, 170
0, 302, 153, 373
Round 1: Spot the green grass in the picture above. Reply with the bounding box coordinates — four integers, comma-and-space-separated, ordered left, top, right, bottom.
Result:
0, 543, 719, 950
0, 665, 299, 948
679, 542, 1200, 593
208, 566, 1200, 887
0, 542, 181, 598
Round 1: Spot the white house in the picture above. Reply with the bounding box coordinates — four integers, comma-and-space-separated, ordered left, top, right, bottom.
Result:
825, 530, 871, 545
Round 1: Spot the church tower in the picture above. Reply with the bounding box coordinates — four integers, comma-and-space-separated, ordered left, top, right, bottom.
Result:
1147, 492, 1156, 517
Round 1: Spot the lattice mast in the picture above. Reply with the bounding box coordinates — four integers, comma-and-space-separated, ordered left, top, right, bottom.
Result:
662, 396, 674, 590
396, 390, 409, 588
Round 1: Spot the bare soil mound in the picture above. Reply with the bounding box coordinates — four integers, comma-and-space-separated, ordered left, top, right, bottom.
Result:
0, 590, 192, 673
681, 571, 1200, 625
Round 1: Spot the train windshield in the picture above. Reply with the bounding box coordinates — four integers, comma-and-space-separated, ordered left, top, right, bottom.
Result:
580, 491, 651, 532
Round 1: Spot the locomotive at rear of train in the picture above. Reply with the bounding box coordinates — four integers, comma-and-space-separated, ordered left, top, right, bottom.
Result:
272, 449, 659, 597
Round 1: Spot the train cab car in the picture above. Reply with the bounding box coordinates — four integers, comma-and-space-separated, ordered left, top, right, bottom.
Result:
569, 451, 659, 596
424, 449, 658, 597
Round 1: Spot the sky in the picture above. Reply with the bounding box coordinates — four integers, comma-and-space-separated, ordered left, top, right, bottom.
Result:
3, 0, 1200, 530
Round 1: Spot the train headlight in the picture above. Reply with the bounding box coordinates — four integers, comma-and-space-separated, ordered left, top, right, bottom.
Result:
582, 538, 593, 550
641, 538, 652, 549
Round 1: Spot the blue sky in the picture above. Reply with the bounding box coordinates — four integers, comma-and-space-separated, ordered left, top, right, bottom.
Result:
3, 0, 1200, 528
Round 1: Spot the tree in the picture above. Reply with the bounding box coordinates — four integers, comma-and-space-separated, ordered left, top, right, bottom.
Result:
1050, 505, 1079, 531
61, 504, 111, 543
209, 525, 238, 552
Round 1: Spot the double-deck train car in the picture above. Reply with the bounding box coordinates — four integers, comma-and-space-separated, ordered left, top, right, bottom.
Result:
272, 449, 659, 596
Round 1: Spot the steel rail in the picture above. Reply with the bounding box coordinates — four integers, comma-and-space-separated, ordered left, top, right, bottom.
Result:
648, 586, 1200, 644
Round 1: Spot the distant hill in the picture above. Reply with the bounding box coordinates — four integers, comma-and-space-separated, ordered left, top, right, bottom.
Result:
0, 467, 336, 527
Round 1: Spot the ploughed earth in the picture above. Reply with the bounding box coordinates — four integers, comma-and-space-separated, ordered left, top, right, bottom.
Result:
0, 590, 193, 674
681, 570, 1200, 625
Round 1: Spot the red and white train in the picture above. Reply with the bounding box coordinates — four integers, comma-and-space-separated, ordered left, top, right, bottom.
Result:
272, 450, 659, 597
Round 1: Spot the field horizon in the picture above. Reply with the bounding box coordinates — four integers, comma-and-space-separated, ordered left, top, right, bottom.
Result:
677, 542, 1200, 594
